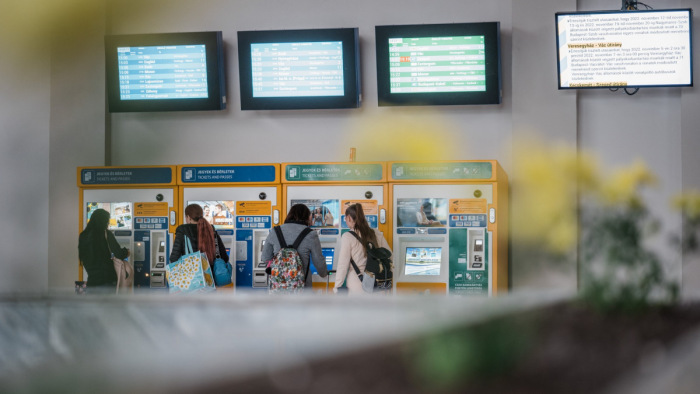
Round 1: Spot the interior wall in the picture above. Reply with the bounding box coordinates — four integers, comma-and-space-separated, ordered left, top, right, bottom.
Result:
0, 1, 51, 293
35, 0, 698, 293
105, 0, 514, 166
47, 0, 107, 291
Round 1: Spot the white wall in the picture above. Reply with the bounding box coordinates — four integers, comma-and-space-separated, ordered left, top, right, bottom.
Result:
0, 1, 51, 293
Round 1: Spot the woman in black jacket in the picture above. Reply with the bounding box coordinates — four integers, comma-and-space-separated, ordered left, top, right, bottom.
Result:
78, 208, 130, 290
170, 203, 229, 266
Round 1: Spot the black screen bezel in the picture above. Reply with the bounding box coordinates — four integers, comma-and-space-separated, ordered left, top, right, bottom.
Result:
237, 28, 361, 110
375, 22, 502, 106
105, 31, 226, 112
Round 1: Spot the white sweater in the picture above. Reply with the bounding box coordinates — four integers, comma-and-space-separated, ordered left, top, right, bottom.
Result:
333, 228, 390, 295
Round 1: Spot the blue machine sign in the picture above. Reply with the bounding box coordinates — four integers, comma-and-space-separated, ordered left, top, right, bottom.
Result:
81, 168, 173, 185
181, 165, 276, 183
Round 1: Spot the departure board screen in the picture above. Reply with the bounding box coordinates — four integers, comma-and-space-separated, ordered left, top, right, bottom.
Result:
117, 44, 209, 100
388, 36, 486, 94
375, 23, 501, 106
237, 28, 360, 110
251, 41, 345, 98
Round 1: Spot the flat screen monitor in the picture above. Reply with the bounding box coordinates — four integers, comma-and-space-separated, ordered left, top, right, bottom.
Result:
405, 247, 442, 276
105, 31, 226, 112
238, 28, 361, 110
86, 202, 133, 230
187, 200, 236, 229
310, 248, 334, 275
375, 22, 501, 106
556, 9, 693, 89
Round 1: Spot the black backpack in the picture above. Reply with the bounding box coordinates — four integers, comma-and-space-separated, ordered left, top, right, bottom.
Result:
348, 231, 393, 291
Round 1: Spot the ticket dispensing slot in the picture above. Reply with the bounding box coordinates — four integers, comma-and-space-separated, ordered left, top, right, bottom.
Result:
252, 230, 268, 288
150, 230, 167, 288
468, 228, 486, 271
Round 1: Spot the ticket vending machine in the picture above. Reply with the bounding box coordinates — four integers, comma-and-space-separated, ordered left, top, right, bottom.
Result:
77, 166, 179, 290
281, 162, 389, 293
177, 164, 281, 291
389, 161, 508, 296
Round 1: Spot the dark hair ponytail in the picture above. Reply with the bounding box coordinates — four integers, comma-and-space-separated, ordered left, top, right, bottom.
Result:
345, 203, 377, 248
185, 204, 216, 262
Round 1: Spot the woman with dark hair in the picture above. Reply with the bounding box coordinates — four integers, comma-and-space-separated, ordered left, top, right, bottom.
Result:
170, 203, 229, 270
333, 203, 391, 295
261, 203, 328, 290
78, 208, 130, 290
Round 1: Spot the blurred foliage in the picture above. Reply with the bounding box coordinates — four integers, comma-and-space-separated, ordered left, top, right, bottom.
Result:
671, 190, 700, 254
512, 136, 678, 313
405, 312, 536, 391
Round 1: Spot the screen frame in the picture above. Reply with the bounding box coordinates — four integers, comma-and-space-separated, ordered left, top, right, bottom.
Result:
237, 28, 361, 110
105, 31, 226, 112
375, 22, 502, 106
555, 8, 694, 90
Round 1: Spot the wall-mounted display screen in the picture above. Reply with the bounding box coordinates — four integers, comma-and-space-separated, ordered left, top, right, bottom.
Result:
105, 31, 226, 112
396, 198, 448, 227
86, 202, 133, 229
310, 248, 335, 275
405, 247, 442, 275
375, 22, 501, 106
187, 200, 235, 229
556, 9, 693, 89
238, 28, 361, 110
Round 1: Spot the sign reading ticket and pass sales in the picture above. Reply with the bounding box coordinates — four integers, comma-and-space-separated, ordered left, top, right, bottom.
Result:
285, 164, 383, 182
391, 162, 492, 180
80, 167, 173, 185
181, 165, 276, 183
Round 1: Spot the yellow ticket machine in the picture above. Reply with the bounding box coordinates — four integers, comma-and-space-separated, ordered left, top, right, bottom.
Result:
177, 164, 281, 291
389, 161, 508, 296
77, 166, 179, 290
281, 162, 389, 293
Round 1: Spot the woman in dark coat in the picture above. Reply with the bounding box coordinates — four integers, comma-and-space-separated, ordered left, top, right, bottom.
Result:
169, 203, 229, 265
78, 208, 129, 289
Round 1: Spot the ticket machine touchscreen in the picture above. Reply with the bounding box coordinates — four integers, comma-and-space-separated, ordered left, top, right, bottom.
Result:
404, 247, 442, 276
309, 248, 334, 275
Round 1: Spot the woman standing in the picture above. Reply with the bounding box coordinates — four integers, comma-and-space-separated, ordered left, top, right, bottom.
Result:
78, 208, 130, 291
170, 203, 229, 269
333, 203, 391, 295
261, 203, 328, 290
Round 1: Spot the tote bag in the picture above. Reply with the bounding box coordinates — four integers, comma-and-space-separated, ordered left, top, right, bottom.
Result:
166, 236, 216, 294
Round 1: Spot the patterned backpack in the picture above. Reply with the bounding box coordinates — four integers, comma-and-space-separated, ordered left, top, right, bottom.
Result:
267, 226, 313, 294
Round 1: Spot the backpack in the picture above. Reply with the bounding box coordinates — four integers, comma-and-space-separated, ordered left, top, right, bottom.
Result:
349, 231, 393, 291
267, 226, 313, 294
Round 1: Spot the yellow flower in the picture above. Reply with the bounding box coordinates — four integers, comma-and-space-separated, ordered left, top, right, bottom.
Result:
672, 190, 700, 220
597, 160, 656, 206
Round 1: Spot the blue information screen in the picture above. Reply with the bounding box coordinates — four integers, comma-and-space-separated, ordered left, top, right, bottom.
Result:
117, 44, 209, 100
251, 41, 344, 98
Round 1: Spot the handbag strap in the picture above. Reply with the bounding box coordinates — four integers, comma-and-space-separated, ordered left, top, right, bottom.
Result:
214, 230, 221, 259
184, 235, 194, 255
104, 231, 115, 257
349, 258, 362, 276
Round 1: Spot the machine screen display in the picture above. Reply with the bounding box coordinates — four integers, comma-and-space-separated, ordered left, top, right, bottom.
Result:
396, 198, 448, 227
405, 247, 441, 276
291, 199, 340, 228
309, 248, 334, 274
187, 200, 235, 229
86, 202, 133, 230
